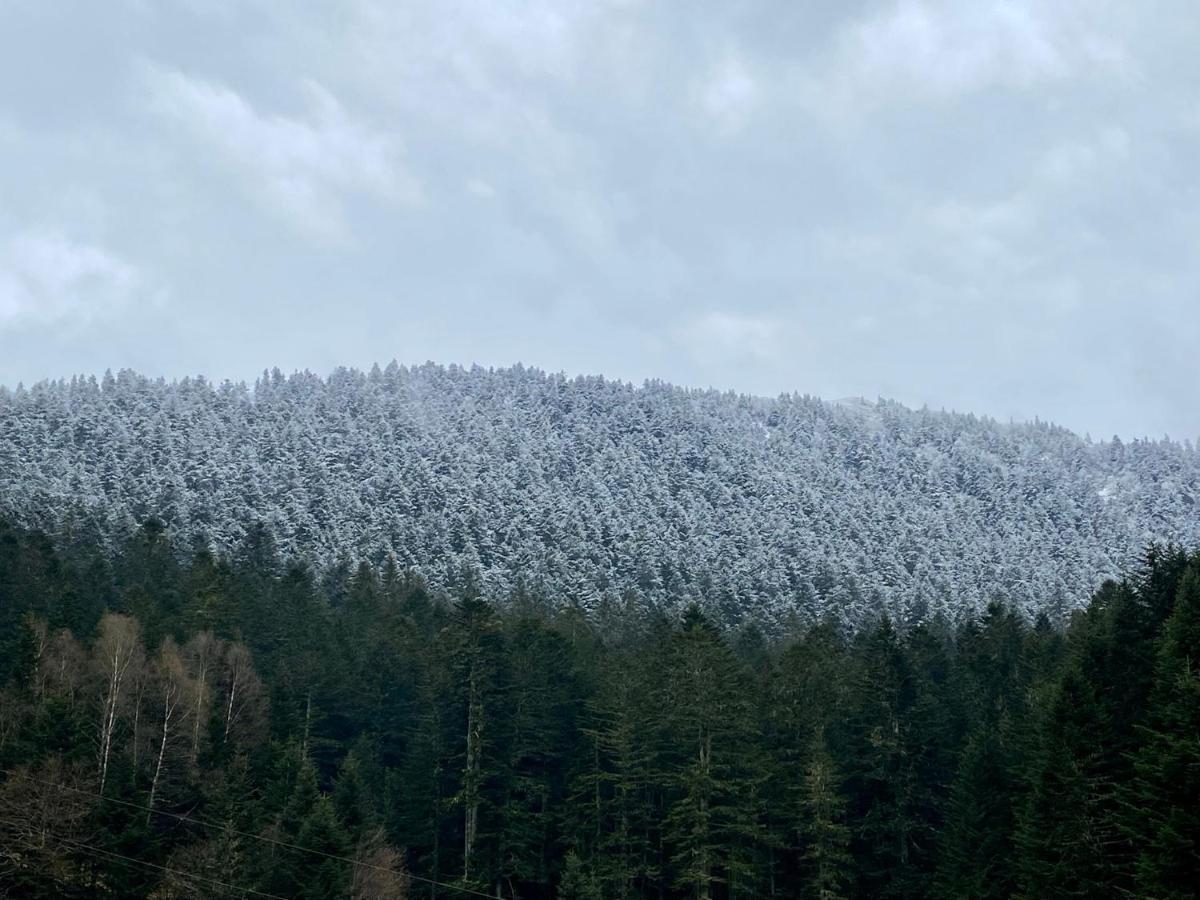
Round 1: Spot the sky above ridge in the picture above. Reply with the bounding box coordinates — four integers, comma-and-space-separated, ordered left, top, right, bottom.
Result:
1, 0, 1198, 440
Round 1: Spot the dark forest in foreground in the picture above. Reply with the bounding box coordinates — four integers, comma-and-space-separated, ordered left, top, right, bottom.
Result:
1, 519, 1198, 899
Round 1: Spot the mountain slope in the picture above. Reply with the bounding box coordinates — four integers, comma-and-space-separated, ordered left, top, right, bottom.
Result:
2, 363, 1197, 625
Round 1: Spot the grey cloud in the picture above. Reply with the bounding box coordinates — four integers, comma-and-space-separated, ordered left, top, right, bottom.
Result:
0, 232, 151, 331
0, 0, 1197, 439
142, 64, 421, 242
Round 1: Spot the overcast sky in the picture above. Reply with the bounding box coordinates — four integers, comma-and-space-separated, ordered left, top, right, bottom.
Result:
1, 1, 1198, 439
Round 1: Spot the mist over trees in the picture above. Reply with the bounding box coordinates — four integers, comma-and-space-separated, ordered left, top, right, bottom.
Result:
1, 519, 1197, 898
2, 364, 1198, 627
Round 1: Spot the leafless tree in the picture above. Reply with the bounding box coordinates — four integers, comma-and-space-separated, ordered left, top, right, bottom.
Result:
351, 826, 410, 899
146, 638, 194, 823
220, 641, 266, 750
27, 617, 87, 705
92, 613, 144, 793
183, 630, 220, 766
0, 758, 93, 891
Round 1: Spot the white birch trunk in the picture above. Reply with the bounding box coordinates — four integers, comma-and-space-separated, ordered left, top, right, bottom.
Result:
96, 619, 141, 795
146, 679, 180, 823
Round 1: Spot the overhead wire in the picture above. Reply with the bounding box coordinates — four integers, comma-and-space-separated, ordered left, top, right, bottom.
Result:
0, 815, 288, 899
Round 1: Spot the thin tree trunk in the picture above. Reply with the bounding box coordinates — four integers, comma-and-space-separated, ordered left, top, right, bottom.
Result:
224, 664, 239, 742
594, 733, 602, 848
131, 681, 143, 771
147, 683, 179, 824
99, 650, 120, 791
301, 691, 312, 757
191, 657, 208, 763
463, 661, 482, 883
699, 730, 712, 900
98, 640, 135, 794
431, 702, 443, 900
431, 817, 439, 900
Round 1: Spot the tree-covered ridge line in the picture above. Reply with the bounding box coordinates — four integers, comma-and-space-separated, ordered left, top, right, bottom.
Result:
3, 363, 1198, 627
1, 520, 1197, 898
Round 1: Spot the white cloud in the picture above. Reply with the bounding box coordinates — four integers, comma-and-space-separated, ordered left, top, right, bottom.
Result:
348, 0, 600, 88
679, 311, 781, 364
331, 1, 634, 254
1036, 125, 1132, 184
699, 54, 758, 135
2, 1, 1195, 436
143, 64, 420, 242
795, 1, 1132, 119
853, 1, 1066, 95
465, 177, 497, 199
0, 232, 146, 330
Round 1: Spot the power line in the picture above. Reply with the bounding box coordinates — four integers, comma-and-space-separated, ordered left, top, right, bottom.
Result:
0, 816, 287, 899
1, 767, 501, 899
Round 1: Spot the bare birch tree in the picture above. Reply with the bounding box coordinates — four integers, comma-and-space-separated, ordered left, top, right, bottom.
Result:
0, 758, 93, 890
351, 826, 410, 899
183, 630, 220, 765
220, 641, 266, 750
28, 619, 86, 706
146, 638, 193, 823
92, 613, 144, 794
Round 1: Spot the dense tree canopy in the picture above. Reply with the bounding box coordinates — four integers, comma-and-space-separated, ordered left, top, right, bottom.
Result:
3, 365, 1198, 627
0, 518, 1197, 898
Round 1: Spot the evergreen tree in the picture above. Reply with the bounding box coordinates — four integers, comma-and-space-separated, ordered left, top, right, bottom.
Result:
1128, 562, 1200, 897
835, 617, 922, 899
495, 609, 581, 894
443, 591, 507, 890
660, 606, 766, 899
560, 849, 602, 900
294, 797, 353, 900
799, 731, 852, 900
1016, 578, 1162, 898
0, 519, 1197, 900
576, 641, 662, 900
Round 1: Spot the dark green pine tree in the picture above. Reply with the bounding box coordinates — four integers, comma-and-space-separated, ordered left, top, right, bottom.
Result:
260, 745, 352, 898
935, 604, 1029, 900
278, 744, 321, 825
799, 731, 853, 900
768, 620, 848, 895
114, 518, 182, 648
495, 608, 582, 895
559, 849, 603, 900
342, 561, 383, 640
902, 621, 963, 885
270, 563, 345, 769
1135, 543, 1191, 626
935, 724, 1018, 899
575, 641, 662, 900
180, 543, 236, 638
660, 605, 766, 900
232, 522, 283, 662
1016, 576, 1164, 899
386, 605, 458, 897
194, 752, 260, 892
1015, 666, 1115, 898
333, 744, 383, 842
835, 617, 923, 899
444, 589, 508, 891
1128, 560, 1200, 898
0, 523, 40, 686
293, 797, 353, 900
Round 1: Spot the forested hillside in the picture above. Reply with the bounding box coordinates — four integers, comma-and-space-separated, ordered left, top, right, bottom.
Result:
1, 521, 1197, 898
2, 364, 1199, 625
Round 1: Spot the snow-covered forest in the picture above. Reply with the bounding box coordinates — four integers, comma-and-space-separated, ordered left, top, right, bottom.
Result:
2, 363, 1197, 626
